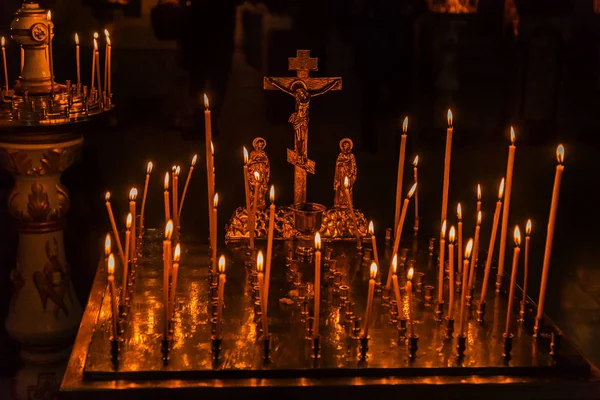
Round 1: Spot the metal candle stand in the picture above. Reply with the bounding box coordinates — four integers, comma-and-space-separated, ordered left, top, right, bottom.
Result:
312, 336, 321, 359
456, 334, 467, 358
109, 337, 121, 364
408, 335, 419, 359
424, 285, 434, 307
435, 301, 444, 322
161, 338, 171, 363
359, 336, 369, 361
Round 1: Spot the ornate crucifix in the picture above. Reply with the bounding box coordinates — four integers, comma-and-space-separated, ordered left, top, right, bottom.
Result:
264, 50, 342, 204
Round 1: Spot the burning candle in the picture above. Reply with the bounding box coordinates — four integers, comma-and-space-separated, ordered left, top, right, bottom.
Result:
140, 161, 153, 235
47, 12, 54, 94
249, 171, 260, 252
178, 155, 197, 218
479, 178, 505, 303
448, 226, 456, 317
129, 188, 137, 257
468, 211, 482, 290
211, 193, 218, 274
107, 254, 119, 339
505, 226, 521, 337
204, 95, 216, 249
172, 166, 180, 230
169, 244, 181, 321
75, 33, 80, 88
368, 221, 381, 274
522, 220, 532, 309
387, 183, 417, 289
103, 30, 110, 96
476, 184, 482, 217
437, 220, 447, 304
343, 176, 361, 246
104, 192, 125, 269
91, 32, 98, 94
163, 220, 173, 338
1, 37, 8, 92
362, 262, 377, 338
459, 239, 473, 336
313, 232, 322, 338
413, 155, 419, 231
164, 172, 171, 222
216, 255, 226, 339
497, 127, 516, 289
391, 255, 402, 312
394, 117, 408, 234
106, 34, 111, 94
457, 203, 463, 275
441, 110, 453, 228
243, 147, 251, 212
121, 213, 132, 304
536, 145, 565, 327
406, 267, 415, 337
256, 251, 268, 337
94, 35, 102, 101
105, 234, 111, 261
265, 186, 275, 307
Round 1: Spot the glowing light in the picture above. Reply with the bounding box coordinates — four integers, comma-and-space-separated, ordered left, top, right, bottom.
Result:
257, 251, 264, 272
407, 267, 414, 280
175, 166, 180, 176
557, 145, 565, 164
392, 254, 397, 274
104, 234, 111, 256
203, 94, 209, 108
413, 155, 419, 167
47, 11, 51, 21
441, 220, 447, 238
457, 203, 462, 220
407, 182, 417, 198
510, 126, 515, 145
514, 226, 521, 246
447, 109, 453, 127
498, 178, 505, 200
94, 32, 99, 39
174, 243, 181, 262
105, 191, 111, 201
368, 221, 374, 235
191, 155, 197, 166
164, 172, 169, 190
126, 213, 132, 229
93, 38, 98, 51
465, 239, 474, 259
477, 184, 481, 201
449, 226, 456, 243
74, 33, 79, 45
402, 117, 408, 133
370, 262, 377, 279
254, 171, 260, 181
218, 255, 226, 273
147, 161, 153, 174
129, 188, 138, 201
344, 176, 349, 189
108, 254, 115, 275
526, 219, 532, 236
315, 232, 321, 250
243, 147, 248, 164
270, 185, 275, 203
165, 220, 173, 240
477, 211, 482, 225
211, 141, 214, 156
104, 29, 110, 38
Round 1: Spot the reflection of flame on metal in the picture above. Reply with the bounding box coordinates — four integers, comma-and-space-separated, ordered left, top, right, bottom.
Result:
428, 0, 477, 13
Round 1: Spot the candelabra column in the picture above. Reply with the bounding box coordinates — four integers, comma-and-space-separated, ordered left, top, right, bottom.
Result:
0, 134, 83, 363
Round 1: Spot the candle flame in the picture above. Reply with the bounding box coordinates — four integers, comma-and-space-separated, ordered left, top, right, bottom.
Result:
211, 141, 214, 156
514, 226, 521, 246
449, 226, 456, 243
126, 213, 132, 229
1, 37, 5, 47
203, 94, 209, 109
477, 211, 482, 225
557, 144, 565, 164
74, 33, 79, 45
165, 220, 173, 240
510, 126, 515, 145
392, 254, 397, 274
94, 32, 99, 39
108, 253, 115, 275
213, 193, 219, 208
526, 219, 532, 236
218, 255, 226, 273
344, 176, 349, 189
243, 147, 248, 164
104, 234, 111, 256
257, 251, 264, 272
191, 154, 197, 166
370, 262, 377, 279
47, 11, 51, 21
477, 184, 481, 200
106, 36, 111, 46
368, 221, 374, 235
498, 178, 505, 200
254, 171, 260, 181
447, 109, 453, 127
457, 203, 462, 220
270, 185, 275, 203
129, 187, 138, 201
413, 155, 419, 167
104, 29, 110, 38
172, 165, 176, 173
441, 220, 447, 238
315, 232, 321, 250
407, 267, 414, 281
105, 191, 111, 201
164, 172, 169, 190
93, 38, 98, 50
173, 243, 181, 262
147, 161, 153, 174
175, 166, 180, 176
402, 116, 408, 133
465, 238, 473, 259
407, 182, 417, 198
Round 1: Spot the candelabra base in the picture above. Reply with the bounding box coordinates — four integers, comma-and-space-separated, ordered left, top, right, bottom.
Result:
262, 334, 271, 363
161, 338, 170, 363
435, 301, 445, 322
466, 287, 475, 307
109, 337, 121, 363
456, 334, 467, 358
408, 335, 419, 359
503, 333, 513, 359
445, 317, 455, 339
397, 318, 407, 342
359, 336, 369, 361
424, 285, 434, 307
477, 301, 486, 324
311, 336, 321, 359
352, 317, 362, 339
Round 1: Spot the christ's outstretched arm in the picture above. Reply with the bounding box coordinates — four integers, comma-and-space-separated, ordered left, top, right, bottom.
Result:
311, 79, 341, 97
266, 78, 294, 96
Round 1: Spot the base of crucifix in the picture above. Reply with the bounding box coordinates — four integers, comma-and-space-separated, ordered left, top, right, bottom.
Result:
224, 205, 369, 243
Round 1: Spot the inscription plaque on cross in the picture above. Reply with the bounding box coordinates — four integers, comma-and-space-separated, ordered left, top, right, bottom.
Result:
264, 50, 342, 204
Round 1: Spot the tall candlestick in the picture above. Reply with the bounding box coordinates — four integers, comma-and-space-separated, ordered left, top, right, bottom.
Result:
179, 155, 197, 218
104, 30, 109, 96
468, 211, 482, 290
394, 117, 408, 234
74, 34, 80, 89
406, 267, 415, 337
368, 221, 381, 273
216, 256, 226, 338
164, 172, 171, 222
242, 147, 254, 249
505, 226, 521, 336
95, 38, 102, 101
413, 155, 419, 231
362, 262, 377, 338
457, 203, 463, 275
106, 35, 111, 95
107, 254, 119, 339
172, 166, 180, 231
140, 162, 153, 235
522, 220, 532, 309
163, 221, 173, 338
480, 178, 504, 303
257, 252, 268, 337
169, 244, 181, 321
536, 145, 565, 328
497, 127, 516, 289
47, 12, 54, 94
91, 33, 98, 93
121, 213, 131, 304
441, 110, 453, 228
211, 193, 218, 274
104, 192, 125, 269
476, 184, 482, 218
250, 171, 260, 252
387, 183, 417, 289
437, 220, 447, 304
391, 255, 402, 307
204, 95, 216, 252
129, 188, 137, 258
459, 239, 473, 336
448, 227, 456, 317
1, 37, 8, 92
343, 176, 361, 246
313, 233, 322, 338
265, 186, 275, 307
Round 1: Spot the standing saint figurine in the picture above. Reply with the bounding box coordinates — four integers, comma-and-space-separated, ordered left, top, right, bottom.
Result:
334, 138, 357, 208
247, 137, 270, 209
